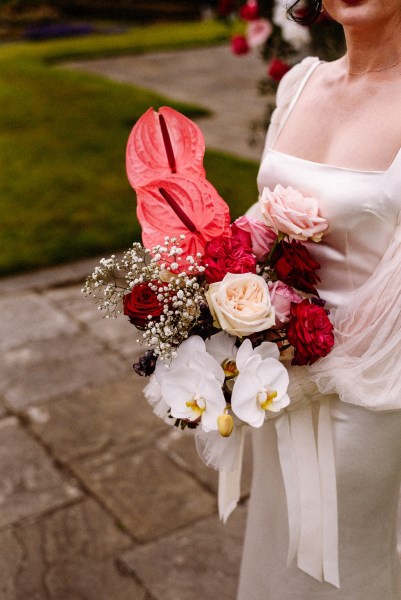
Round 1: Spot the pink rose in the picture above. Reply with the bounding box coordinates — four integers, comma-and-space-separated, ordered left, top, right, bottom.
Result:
232, 216, 277, 261
247, 19, 272, 48
231, 35, 250, 55
260, 184, 328, 241
268, 280, 302, 328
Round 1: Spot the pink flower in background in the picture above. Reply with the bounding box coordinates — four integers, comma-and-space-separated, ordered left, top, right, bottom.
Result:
231, 35, 250, 55
268, 280, 302, 328
233, 216, 277, 261
202, 228, 256, 284
247, 19, 272, 48
267, 58, 291, 82
126, 106, 205, 188
239, 0, 259, 21
260, 184, 328, 241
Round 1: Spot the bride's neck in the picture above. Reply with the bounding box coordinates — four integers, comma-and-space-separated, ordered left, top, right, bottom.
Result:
344, 20, 401, 74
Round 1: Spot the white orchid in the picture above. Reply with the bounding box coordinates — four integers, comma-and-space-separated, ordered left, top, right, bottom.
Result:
231, 339, 290, 427
156, 336, 226, 432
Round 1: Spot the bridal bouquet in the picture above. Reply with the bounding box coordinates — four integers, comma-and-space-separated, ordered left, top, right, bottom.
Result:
83, 106, 333, 515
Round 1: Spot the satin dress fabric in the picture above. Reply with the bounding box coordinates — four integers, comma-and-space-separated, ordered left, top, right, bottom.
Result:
237, 62, 401, 599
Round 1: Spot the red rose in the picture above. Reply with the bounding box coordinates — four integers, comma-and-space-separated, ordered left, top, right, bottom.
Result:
272, 239, 321, 296
287, 299, 334, 366
123, 282, 164, 329
231, 35, 250, 55
202, 229, 256, 284
239, 0, 259, 21
267, 58, 291, 82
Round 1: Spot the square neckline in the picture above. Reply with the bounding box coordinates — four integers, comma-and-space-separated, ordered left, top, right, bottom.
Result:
270, 59, 401, 175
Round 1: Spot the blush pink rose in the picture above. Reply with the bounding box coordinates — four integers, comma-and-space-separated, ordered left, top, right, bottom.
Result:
232, 216, 277, 261
246, 19, 272, 48
268, 280, 302, 328
260, 184, 328, 242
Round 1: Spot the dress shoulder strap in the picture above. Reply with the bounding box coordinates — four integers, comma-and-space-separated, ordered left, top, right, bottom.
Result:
262, 56, 321, 155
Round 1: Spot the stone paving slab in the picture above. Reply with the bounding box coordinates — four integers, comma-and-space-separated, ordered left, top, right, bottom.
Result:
0, 332, 128, 409
157, 427, 253, 499
72, 445, 217, 542
0, 498, 148, 600
26, 375, 168, 463
0, 417, 81, 530
0, 291, 79, 353
119, 506, 247, 600
45, 283, 140, 360
65, 45, 267, 161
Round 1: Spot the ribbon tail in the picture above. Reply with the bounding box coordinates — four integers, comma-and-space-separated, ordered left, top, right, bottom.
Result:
275, 413, 301, 567
318, 398, 340, 588
290, 403, 323, 582
218, 426, 245, 523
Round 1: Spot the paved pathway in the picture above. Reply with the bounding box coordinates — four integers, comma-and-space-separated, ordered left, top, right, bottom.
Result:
0, 44, 262, 600
66, 45, 268, 161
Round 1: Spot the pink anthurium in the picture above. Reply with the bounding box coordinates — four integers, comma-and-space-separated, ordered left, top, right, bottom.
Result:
136, 175, 231, 257
126, 106, 206, 188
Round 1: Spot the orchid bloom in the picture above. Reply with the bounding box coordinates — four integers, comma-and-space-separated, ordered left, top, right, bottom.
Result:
231, 339, 290, 427
156, 336, 226, 432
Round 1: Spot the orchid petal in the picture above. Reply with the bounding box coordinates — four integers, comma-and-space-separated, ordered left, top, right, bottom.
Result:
126, 107, 206, 188
205, 331, 238, 366
253, 341, 280, 361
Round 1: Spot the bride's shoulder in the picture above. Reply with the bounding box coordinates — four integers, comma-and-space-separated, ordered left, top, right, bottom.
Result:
275, 56, 320, 106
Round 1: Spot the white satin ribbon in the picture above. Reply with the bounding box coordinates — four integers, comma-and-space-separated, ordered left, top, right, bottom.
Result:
218, 425, 245, 523
275, 398, 340, 588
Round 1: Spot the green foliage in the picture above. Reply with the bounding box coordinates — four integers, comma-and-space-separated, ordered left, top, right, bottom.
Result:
0, 21, 258, 276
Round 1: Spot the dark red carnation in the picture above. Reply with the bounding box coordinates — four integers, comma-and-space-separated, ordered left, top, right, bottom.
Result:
267, 58, 291, 82
287, 299, 334, 365
123, 282, 164, 329
239, 0, 259, 21
202, 229, 256, 283
231, 35, 250, 55
272, 239, 321, 296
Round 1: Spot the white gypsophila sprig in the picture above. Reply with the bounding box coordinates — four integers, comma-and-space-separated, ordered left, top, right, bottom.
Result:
82, 236, 207, 362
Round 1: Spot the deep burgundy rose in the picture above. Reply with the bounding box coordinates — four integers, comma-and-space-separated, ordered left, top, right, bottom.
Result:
202, 230, 257, 283
239, 0, 259, 21
231, 35, 250, 55
287, 299, 334, 365
272, 239, 321, 296
267, 58, 291, 82
123, 282, 164, 329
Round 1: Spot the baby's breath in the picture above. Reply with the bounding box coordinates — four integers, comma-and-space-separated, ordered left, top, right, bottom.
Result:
82, 236, 207, 361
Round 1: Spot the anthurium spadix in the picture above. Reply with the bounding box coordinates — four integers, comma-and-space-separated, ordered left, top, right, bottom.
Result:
231, 339, 290, 427
136, 175, 231, 257
126, 106, 206, 188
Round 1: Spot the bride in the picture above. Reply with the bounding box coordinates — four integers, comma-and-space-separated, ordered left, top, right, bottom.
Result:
237, 0, 401, 598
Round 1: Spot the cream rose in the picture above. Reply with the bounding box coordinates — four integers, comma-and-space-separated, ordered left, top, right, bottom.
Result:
259, 184, 328, 242
205, 273, 275, 337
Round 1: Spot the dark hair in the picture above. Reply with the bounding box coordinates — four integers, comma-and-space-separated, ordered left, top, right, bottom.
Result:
287, 0, 323, 25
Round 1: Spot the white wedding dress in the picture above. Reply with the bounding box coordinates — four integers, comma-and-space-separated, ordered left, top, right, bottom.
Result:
237, 58, 401, 599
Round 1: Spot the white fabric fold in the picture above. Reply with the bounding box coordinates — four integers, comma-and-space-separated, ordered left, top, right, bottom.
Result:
310, 211, 401, 412
275, 395, 339, 587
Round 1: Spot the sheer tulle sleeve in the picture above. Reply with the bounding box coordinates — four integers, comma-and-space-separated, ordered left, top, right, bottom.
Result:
309, 213, 401, 411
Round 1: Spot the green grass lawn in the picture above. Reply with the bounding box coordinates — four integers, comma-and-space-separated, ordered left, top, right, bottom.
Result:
0, 20, 258, 276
